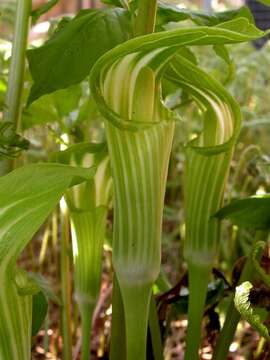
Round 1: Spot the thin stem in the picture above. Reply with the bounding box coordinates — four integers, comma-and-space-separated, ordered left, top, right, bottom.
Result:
80, 303, 95, 360
184, 263, 211, 360
121, 284, 152, 360
60, 204, 73, 360
110, 276, 126, 360
213, 257, 254, 360
1, 0, 31, 174
149, 293, 163, 360
4, 0, 31, 128
134, 0, 158, 36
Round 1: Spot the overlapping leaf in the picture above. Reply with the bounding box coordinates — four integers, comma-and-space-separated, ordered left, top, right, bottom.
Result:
215, 194, 270, 230
27, 8, 131, 104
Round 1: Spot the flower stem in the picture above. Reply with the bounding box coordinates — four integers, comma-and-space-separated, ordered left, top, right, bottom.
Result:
110, 276, 126, 360
185, 262, 211, 360
60, 205, 73, 360
121, 284, 152, 360
149, 293, 163, 360
134, 0, 157, 36
1, 0, 31, 174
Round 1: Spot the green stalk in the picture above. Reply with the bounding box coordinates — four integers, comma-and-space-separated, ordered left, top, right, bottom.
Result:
185, 263, 211, 359
110, 276, 126, 360
134, 0, 157, 36
149, 293, 163, 360
80, 304, 94, 359
213, 257, 254, 360
4, 0, 31, 128
123, 285, 152, 359
1, 0, 31, 174
60, 202, 73, 360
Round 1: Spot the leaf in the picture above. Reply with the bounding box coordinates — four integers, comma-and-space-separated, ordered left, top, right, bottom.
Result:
27, 8, 131, 104
32, 292, 48, 336
234, 281, 270, 340
156, 3, 254, 28
30, 273, 60, 336
0, 163, 95, 359
22, 95, 59, 129
50, 142, 106, 165
215, 194, 270, 230
213, 44, 235, 83
31, 0, 59, 25
0, 163, 96, 264
257, 0, 270, 6
22, 84, 82, 129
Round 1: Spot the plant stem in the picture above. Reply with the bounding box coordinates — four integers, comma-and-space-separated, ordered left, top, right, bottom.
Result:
122, 285, 152, 360
185, 262, 211, 360
110, 276, 126, 360
213, 257, 254, 360
60, 202, 73, 360
80, 303, 95, 360
149, 293, 163, 360
4, 0, 31, 128
134, 0, 158, 36
1, 0, 31, 174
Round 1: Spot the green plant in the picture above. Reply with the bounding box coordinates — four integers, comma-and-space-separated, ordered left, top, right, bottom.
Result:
53, 142, 112, 359
90, 11, 262, 359
0, 0, 268, 358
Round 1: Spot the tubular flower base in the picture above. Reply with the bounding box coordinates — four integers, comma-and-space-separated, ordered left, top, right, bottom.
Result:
55, 142, 112, 360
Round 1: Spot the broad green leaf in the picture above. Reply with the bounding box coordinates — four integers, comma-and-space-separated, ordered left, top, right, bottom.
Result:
215, 194, 270, 230
22, 84, 82, 129
27, 8, 131, 104
0, 163, 95, 360
156, 3, 254, 28
0, 163, 95, 263
22, 94, 59, 129
234, 281, 270, 340
31, 0, 59, 25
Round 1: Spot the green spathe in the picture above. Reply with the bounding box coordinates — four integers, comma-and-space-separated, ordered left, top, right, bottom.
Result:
90, 18, 264, 360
